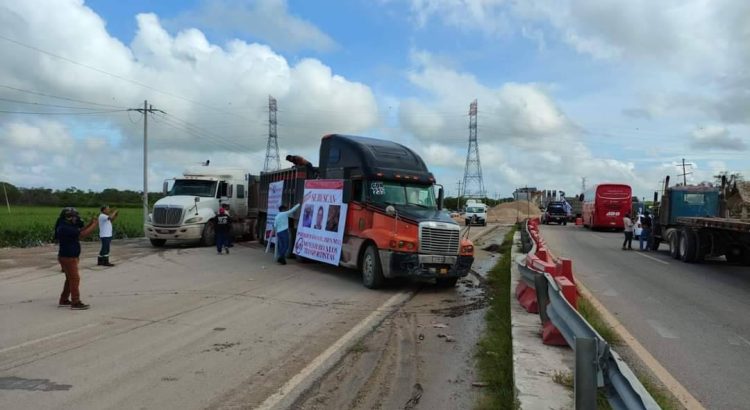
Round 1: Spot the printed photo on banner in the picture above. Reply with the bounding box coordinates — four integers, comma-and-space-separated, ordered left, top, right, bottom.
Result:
264, 180, 284, 244
293, 179, 347, 266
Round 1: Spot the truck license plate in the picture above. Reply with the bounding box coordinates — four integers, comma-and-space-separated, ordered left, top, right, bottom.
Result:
433, 256, 445, 263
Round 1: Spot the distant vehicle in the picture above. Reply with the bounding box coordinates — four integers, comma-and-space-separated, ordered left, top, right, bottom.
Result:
464, 200, 488, 226
542, 202, 568, 225
651, 176, 750, 264
582, 184, 632, 230
144, 167, 258, 247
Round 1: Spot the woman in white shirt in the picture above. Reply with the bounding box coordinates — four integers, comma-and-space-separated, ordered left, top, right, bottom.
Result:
622, 213, 634, 250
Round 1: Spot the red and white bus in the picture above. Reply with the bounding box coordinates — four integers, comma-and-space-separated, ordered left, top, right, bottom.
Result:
582, 184, 632, 230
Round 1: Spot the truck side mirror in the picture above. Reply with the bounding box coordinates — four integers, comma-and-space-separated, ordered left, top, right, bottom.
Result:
163, 181, 169, 196
385, 205, 397, 217
437, 187, 445, 210
579, 193, 584, 201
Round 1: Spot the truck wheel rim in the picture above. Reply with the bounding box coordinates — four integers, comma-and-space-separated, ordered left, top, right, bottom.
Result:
363, 253, 373, 282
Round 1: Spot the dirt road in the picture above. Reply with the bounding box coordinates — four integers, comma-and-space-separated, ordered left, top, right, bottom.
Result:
295, 225, 510, 409
0, 225, 506, 409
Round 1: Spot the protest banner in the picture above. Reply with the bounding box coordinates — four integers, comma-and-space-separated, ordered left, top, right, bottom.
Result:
264, 180, 284, 247
294, 179, 348, 265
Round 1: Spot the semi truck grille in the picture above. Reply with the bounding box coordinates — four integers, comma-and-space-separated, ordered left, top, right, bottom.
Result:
420, 226, 460, 255
153, 206, 183, 226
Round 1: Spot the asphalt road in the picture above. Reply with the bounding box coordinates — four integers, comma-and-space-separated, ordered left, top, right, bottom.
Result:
0, 224, 496, 409
540, 224, 750, 410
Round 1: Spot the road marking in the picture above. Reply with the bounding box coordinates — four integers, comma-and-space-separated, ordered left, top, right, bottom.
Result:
634, 251, 670, 265
576, 281, 705, 410
646, 319, 679, 339
591, 234, 607, 240
256, 291, 412, 410
0, 323, 99, 355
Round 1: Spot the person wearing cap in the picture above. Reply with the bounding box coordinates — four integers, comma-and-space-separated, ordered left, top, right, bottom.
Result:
214, 207, 231, 254
97, 205, 119, 266
56, 208, 98, 310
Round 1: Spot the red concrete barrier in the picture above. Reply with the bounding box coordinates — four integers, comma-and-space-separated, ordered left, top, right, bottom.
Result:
575, 217, 583, 225
556, 276, 577, 309
555, 258, 575, 284
542, 321, 567, 346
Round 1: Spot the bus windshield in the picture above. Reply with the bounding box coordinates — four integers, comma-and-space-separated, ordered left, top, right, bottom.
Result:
368, 181, 437, 208
169, 179, 217, 197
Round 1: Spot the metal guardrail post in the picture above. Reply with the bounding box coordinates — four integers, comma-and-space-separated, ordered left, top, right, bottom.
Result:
576, 337, 599, 410
534, 272, 549, 324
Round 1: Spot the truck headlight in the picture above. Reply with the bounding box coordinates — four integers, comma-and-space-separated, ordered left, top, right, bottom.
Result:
147, 214, 152, 223
461, 245, 474, 254
185, 216, 203, 224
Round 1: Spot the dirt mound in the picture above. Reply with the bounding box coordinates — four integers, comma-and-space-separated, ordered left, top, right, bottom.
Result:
487, 201, 540, 223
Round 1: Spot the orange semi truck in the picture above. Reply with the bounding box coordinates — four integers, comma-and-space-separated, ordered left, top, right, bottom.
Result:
256, 134, 475, 288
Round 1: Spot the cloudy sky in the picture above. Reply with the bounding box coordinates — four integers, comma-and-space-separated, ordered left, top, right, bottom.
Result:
1, 0, 748, 199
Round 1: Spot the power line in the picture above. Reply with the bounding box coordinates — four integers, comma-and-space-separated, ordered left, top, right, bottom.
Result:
0, 33, 256, 122
0, 84, 128, 109
0, 96, 118, 111
0, 108, 127, 115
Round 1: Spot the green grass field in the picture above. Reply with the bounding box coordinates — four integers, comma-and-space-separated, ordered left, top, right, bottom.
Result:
0, 206, 144, 248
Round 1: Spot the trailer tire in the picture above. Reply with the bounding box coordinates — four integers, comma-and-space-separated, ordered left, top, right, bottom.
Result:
257, 214, 267, 245
725, 246, 747, 264
200, 222, 216, 247
669, 231, 681, 259
679, 228, 698, 263
149, 239, 166, 247
362, 244, 385, 289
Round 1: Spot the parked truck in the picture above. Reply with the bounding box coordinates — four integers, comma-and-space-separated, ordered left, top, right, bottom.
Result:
144, 167, 258, 247
464, 199, 488, 226
257, 134, 475, 288
651, 175, 750, 264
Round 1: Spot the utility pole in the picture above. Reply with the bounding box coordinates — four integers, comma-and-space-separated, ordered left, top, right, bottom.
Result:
456, 180, 463, 211
128, 100, 165, 223
2, 182, 10, 214
677, 158, 693, 186
581, 177, 587, 194
264, 95, 280, 171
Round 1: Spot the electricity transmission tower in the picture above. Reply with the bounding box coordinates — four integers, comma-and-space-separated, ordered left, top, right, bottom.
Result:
462, 99, 486, 199
264, 95, 280, 171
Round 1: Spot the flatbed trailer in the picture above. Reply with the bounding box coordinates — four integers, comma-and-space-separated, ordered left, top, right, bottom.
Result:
657, 217, 750, 264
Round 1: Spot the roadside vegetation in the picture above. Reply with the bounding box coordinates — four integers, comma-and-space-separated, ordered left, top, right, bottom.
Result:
0, 206, 144, 247
578, 292, 679, 409
475, 225, 517, 410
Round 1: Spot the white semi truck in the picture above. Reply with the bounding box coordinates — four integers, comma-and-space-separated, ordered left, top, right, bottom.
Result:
144, 166, 258, 247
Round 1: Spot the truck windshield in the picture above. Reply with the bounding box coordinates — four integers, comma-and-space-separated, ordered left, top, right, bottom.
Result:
369, 181, 437, 208
169, 180, 217, 197
466, 206, 484, 213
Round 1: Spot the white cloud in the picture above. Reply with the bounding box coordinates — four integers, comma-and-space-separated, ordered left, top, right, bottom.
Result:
690, 125, 747, 150
169, 0, 337, 53
409, 0, 511, 36
0, 0, 378, 190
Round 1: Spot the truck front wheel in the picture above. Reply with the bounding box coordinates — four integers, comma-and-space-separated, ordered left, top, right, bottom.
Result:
150, 239, 166, 247
362, 245, 385, 289
669, 232, 681, 259
200, 222, 216, 246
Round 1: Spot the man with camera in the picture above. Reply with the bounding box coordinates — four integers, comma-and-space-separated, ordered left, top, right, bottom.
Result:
57, 208, 98, 310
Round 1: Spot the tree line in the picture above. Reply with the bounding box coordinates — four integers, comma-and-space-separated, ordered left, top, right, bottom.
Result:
1, 182, 164, 208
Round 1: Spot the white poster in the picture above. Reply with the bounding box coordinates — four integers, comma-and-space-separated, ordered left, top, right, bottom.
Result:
293, 179, 348, 266
265, 180, 284, 244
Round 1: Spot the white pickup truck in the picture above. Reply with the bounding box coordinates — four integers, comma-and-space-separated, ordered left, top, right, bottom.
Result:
464, 200, 488, 226
144, 166, 257, 247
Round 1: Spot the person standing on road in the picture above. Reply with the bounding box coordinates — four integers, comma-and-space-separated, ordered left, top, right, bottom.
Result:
622, 212, 634, 250
98, 206, 118, 266
57, 208, 98, 310
640, 211, 652, 251
274, 203, 300, 265
215, 207, 231, 254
